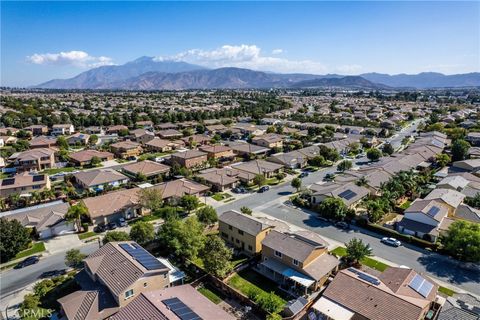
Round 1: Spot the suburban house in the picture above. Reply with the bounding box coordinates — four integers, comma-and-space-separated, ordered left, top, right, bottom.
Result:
150, 178, 209, 203
232, 159, 283, 180
58, 241, 172, 320
82, 187, 145, 225
135, 120, 154, 129
197, 167, 240, 191
122, 160, 170, 179
452, 159, 480, 174
28, 136, 57, 149
107, 125, 129, 134
228, 141, 270, 158
199, 145, 235, 160
69, 150, 114, 166
258, 230, 339, 296
72, 169, 130, 192
157, 129, 183, 139
67, 132, 90, 145
0, 201, 75, 239
252, 133, 284, 149
109, 284, 234, 320
85, 126, 105, 135
110, 140, 143, 159
466, 132, 480, 146
310, 182, 369, 208
181, 134, 211, 146
0, 173, 51, 197
130, 128, 155, 144
312, 267, 439, 320
437, 293, 480, 320
219, 210, 274, 255
436, 175, 471, 192
424, 188, 465, 215
268, 151, 308, 169
0, 135, 18, 146
52, 124, 75, 136
8, 148, 56, 172
25, 125, 48, 136
398, 199, 453, 242
169, 150, 208, 169
145, 137, 183, 152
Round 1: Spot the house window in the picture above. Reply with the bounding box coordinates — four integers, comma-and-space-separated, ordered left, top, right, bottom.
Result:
236, 239, 240, 244
274, 251, 282, 258
125, 289, 134, 299
293, 259, 299, 266
238, 230, 244, 235
228, 225, 233, 230
221, 232, 228, 238
248, 245, 253, 251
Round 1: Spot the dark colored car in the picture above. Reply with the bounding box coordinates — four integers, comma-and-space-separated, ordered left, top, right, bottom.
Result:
335, 221, 350, 230
232, 187, 247, 194
107, 222, 118, 230
258, 186, 270, 193
40, 269, 67, 278
14, 256, 40, 269
118, 218, 127, 227
94, 224, 107, 233
299, 172, 309, 178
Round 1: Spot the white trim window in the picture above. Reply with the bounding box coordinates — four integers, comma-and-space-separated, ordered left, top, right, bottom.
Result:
293, 259, 299, 266
274, 250, 282, 258
125, 289, 134, 299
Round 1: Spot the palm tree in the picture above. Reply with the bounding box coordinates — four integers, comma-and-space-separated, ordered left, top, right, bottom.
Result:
356, 176, 369, 187
65, 204, 88, 232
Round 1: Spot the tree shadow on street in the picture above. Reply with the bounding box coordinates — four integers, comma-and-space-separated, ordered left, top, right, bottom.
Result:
417, 253, 480, 285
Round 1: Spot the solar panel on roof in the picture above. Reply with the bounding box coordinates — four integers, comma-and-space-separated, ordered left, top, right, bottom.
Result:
347, 268, 380, 286
118, 243, 167, 271
162, 297, 202, 320
409, 274, 424, 291
409, 274, 434, 297
418, 280, 434, 298
338, 190, 357, 201
426, 206, 440, 217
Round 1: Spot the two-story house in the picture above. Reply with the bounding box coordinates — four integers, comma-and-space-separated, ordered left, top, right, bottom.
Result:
258, 230, 339, 295
0, 173, 51, 197
58, 241, 172, 320
52, 124, 75, 136
169, 150, 208, 169
219, 210, 274, 255
8, 148, 55, 172
199, 145, 235, 160
110, 140, 143, 159
252, 133, 284, 149
25, 125, 48, 136
72, 169, 130, 192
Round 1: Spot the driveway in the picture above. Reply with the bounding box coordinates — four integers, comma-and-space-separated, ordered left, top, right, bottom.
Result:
43, 233, 84, 255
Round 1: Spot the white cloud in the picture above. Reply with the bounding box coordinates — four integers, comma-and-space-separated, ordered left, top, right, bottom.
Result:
271, 49, 283, 55
27, 50, 114, 68
155, 44, 328, 74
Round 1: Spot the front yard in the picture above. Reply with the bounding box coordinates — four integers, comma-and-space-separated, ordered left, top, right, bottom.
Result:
211, 192, 233, 202
15, 242, 46, 260
330, 246, 390, 272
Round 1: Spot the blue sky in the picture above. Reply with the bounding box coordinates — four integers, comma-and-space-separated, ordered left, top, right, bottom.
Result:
1, 1, 479, 87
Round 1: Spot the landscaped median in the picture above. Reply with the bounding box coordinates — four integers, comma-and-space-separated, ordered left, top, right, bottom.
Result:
330, 246, 390, 272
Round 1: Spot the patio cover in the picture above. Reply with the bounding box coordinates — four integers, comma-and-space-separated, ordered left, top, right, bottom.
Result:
261, 259, 315, 288
311, 297, 354, 320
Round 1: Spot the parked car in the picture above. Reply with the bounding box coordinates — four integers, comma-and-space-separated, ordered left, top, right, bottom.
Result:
40, 269, 67, 278
107, 222, 118, 230
232, 186, 247, 194
94, 224, 107, 233
118, 218, 127, 227
381, 237, 402, 247
335, 221, 350, 230
299, 172, 309, 178
258, 186, 270, 193
14, 256, 40, 269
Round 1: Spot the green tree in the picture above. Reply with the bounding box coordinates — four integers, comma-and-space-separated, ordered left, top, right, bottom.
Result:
291, 177, 302, 192
180, 195, 200, 213
337, 160, 353, 172
451, 139, 470, 161
345, 238, 372, 265
240, 206, 252, 215
138, 188, 163, 212
316, 197, 349, 220
309, 155, 325, 167
57, 136, 69, 149
130, 221, 155, 246
441, 220, 480, 262
366, 148, 382, 162
103, 231, 131, 244
253, 174, 266, 187
90, 156, 101, 167
20, 294, 40, 315
65, 204, 88, 232
157, 216, 206, 261
200, 235, 232, 278
65, 249, 86, 268
33, 279, 54, 297
381, 143, 394, 155
89, 134, 99, 145
435, 153, 451, 167
196, 205, 218, 225
465, 193, 480, 209
0, 218, 31, 263
256, 292, 285, 314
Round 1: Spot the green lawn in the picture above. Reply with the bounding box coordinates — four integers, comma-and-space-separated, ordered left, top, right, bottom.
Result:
330, 246, 390, 272
198, 286, 224, 304
231, 255, 249, 268
138, 152, 171, 161
211, 193, 232, 201
399, 200, 412, 210
78, 231, 97, 240
266, 178, 282, 186
15, 242, 46, 260
228, 269, 288, 303
439, 286, 456, 297
41, 167, 77, 175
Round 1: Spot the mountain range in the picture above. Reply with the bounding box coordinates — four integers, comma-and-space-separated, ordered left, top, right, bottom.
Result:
35, 56, 480, 90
